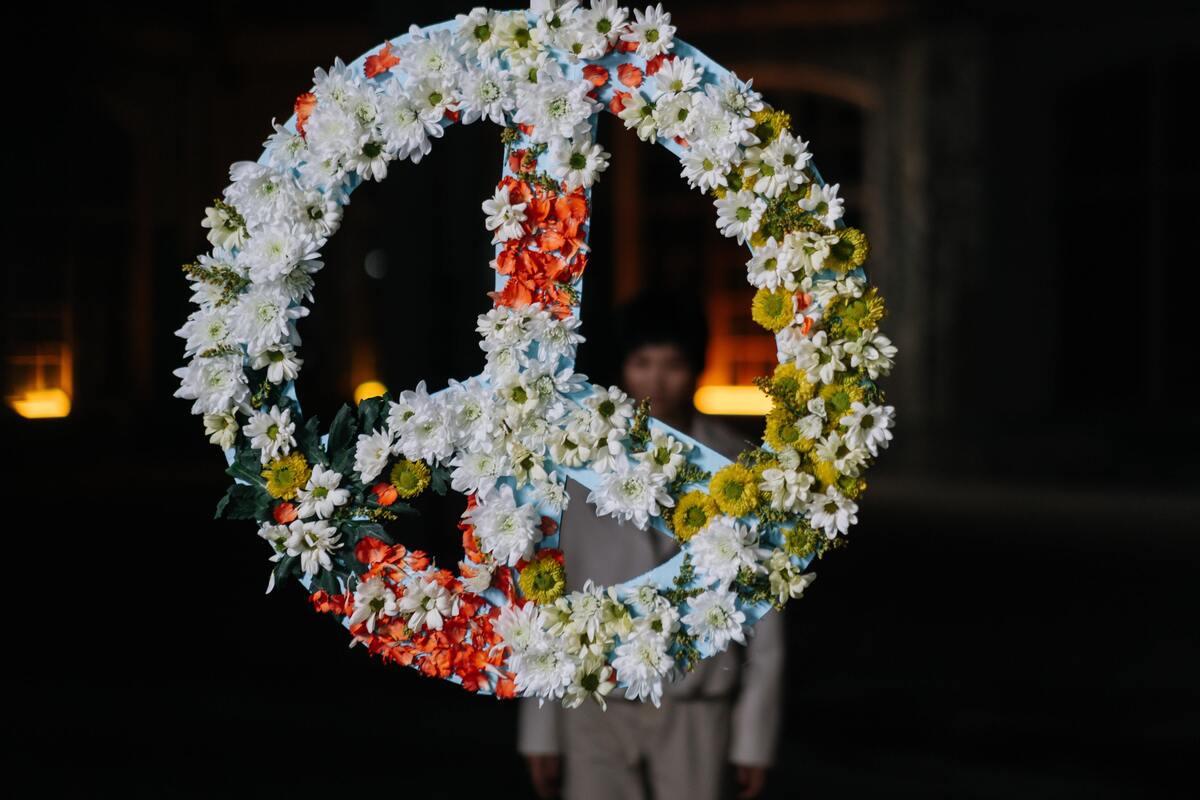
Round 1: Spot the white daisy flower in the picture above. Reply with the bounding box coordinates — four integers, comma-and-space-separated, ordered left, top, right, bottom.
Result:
285, 518, 343, 576
745, 236, 795, 291
650, 55, 702, 99
563, 657, 616, 710
249, 342, 303, 384
353, 426, 394, 483
615, 90, 658, 142
758, 459, 816, 512
714, 189, 766, 245
620, 3, 676, 59
242, 404, 297, 464
632, 431, 689, 479
399, 573, 460, 631
203, 412, 239, 450
482, 184, 528, 243
815, 430, 869, 478
799, 181, 845, 228
651, 90, 695, 140
842, 329, 898, 380
839, 401, 895, 457
462, 482, 543, 567
766, 550, 817, 605
679, 142, 730, 193
201, 203, 247, 250
549, 134, 611, 190
689, 91, 759, 159
806, 485, 859, 539
584, 0, 629, 46
454, 7, 503, 61
682, 586, 746, 653
348, 575, 400, 634
583, 384, 635, 437
782, 329, 845, 386
296, 463, 351, 519
712, 70, 764, 116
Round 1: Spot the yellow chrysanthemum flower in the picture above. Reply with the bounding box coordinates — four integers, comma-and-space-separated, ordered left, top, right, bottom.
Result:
672, 491, 720, 542
823, 227, 870, 275
764, 407, 811, 452
709, 463, 759, 517
810, 456, 840, 489
262, 451, 311, 501
519, 554, 566, 604
824, 286, 886, 340
819, 381, 865, 431
782, 524, 820, 558
751, 287, 795, 332
390, 458, 431, 498
773, 362, 816, 407
751, 108, 792, 144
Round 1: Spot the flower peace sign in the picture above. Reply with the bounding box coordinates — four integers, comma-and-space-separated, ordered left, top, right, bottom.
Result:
174, 2, 898, 709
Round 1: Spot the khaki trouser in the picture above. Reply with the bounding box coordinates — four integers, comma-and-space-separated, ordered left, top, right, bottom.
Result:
560, 693, 735, 800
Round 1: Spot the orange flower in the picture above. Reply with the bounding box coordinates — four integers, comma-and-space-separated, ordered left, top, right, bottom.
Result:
371, 481, 398, 506
517, 122, 535, 136
583, 64, 610, 87
363, 41, 400, 78
355, 536, 393, 566
273, 501, 298, 524
609, 90, 631, 114
294, 92, 317, 138
645, 53, 675, 76
617, 63, 643, 88
443, 107, 461, 123
616, 38, 638, 53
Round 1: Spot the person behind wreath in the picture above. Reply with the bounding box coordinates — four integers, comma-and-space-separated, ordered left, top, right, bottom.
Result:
517, 287, 787, 800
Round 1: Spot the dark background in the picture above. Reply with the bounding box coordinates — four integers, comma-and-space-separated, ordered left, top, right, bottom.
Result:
9, 2, 1197, 796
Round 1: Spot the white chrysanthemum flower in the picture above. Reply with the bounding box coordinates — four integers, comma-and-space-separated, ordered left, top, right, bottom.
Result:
231, 284, 308, 356
612, 627, 674, 707
353, 426, 394, 483
176, 305, 236, 359
378, 80, 444, 164
807, 485, 858, 539
549, 134, 610, 190
800, 181, 845, 228
493, 599, 549, 657
399, 573, 461, 632
513, 76, 600, 144
449, 449, 509, 498
652, 90, 695, 140
682, 586, 746, 653
679, 142, 730, 193
745, 236, 797, 291
563, 657, 617, 710
391, 381, 454, 464
550, 425, 594, 468
588, 459, 674, 529
766, 550, 817, 606
463, 483, 543, 566
530, 472, 570, 513
249, 343, 303, 384
588, 433, 628, 474
712, 70, 765, 116
620, 3, 675, 59
690, 514, 765, 586
242, 404, 297, 464
615, 89, 658, 142
758, 459, 816, 512
482, 184, 528, 243
201, 203, 247, 250
458, 558, 495, 595
839, 401, 895, 457
633, 431, 688, 479
714, 189, 766, 245
285, 518, 342, 576
842, 329, 897, 380
407, 74, 461, 127
203, 412, 239, 450
494, 10, 546, 63
689, 91, 759, 159
348, 575, 400, 634
236, 222, 323, 286
515, 644, 578, 703
172, 353, 250, 417
459, 60, 516, 125
398, 23, 463, 83
296, 463, 351, 519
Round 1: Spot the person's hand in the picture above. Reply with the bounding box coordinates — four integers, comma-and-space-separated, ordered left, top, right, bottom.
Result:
525, 754, 561, 799
733, 763, 768, 799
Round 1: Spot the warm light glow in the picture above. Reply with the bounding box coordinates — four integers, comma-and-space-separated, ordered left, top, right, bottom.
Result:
354, 380, 389, 404
10, 388, 72, 419
693, 384, 771, 416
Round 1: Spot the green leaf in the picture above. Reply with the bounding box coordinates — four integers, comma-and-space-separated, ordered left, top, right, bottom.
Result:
327, 403, 359, 476
357, 395, 386, 439
296, 414, 326, 467
430, 464, 450, 496
227, 445, 267, 488
214, 483, 265, 520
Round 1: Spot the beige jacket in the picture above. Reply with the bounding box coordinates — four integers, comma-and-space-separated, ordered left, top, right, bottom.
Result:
517, 414, 787, 767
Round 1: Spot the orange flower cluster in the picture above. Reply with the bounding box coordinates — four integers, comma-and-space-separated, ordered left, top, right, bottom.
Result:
487, 175, 590, 319
308, 528, 517, 698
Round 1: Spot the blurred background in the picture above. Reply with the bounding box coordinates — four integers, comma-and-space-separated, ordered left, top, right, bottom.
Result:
9, 1, 1197, 795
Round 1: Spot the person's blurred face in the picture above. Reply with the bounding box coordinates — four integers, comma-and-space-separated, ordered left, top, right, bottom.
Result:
620, 342, 698, 421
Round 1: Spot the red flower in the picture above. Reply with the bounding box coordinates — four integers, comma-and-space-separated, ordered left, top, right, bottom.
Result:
617, 63, 643, 88
294, 92, 317, 138
363, 41, 400, 78
583, 64, 610, 87
273, 501, 298, 524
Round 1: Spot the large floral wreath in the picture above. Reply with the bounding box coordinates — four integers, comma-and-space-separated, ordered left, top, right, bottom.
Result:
174, 1, 898, 710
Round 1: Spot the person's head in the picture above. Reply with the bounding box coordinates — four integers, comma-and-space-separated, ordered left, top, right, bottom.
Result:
612, 287, 709, 423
